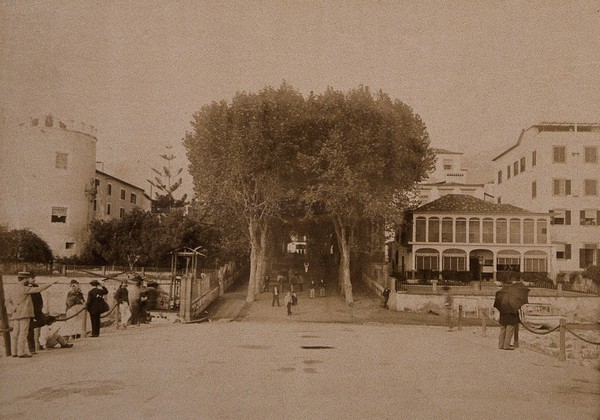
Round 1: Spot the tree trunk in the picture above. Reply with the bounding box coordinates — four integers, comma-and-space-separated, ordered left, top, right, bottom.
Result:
333, 215, 354, 304
246, 217, 269, 302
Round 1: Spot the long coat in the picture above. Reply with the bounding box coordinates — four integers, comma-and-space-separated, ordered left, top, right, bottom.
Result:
86, 286, 108, 315
6, 282, 35, 320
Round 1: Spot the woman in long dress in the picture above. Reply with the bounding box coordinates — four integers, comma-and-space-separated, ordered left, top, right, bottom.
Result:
63, 279, 88, 340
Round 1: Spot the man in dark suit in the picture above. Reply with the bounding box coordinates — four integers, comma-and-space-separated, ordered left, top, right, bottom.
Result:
86, 280, 108, 337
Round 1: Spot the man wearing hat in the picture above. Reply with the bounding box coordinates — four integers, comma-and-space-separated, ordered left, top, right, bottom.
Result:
5, 272, 57, 358
114, 280, 131, 329
86, 279, 108, 337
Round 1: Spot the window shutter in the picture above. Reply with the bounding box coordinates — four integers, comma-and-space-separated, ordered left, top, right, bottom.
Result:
565, 180, 571, 195
597, 211, 600, 225
580, 210, 585, 225
565, 210, 571, 225
579, 248, 586, 268
549, 210, 554, 225
565, 244, 571, 259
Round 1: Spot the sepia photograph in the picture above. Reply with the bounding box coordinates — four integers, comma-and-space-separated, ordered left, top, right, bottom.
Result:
1, 1, 599, 419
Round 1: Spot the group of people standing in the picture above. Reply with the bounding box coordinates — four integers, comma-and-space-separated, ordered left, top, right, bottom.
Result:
6, 272, 160, 358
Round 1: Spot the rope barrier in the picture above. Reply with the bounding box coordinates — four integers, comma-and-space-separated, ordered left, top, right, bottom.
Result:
519, 320, 560, 335
100, 302, 118, 318
53, 305, 87, 322
564, 326, 600, 346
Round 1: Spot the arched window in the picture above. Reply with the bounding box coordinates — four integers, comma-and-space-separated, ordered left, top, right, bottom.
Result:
441, 217, 453, 243
468, 218, 480, 243
496, 218, 507, 244
523, 219, 535, 244
455, 218, 466, 242
536, 219, 547, 244
482, 218, 494, 243
510, 218, 521, 244
415, 217, 426, 242
428, 217, 440, 242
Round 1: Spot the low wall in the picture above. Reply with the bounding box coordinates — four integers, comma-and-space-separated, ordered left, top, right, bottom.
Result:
394, 292, 600, 324
191, 287, 220, 319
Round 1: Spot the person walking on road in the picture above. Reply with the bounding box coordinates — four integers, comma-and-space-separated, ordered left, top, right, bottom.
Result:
319, 279, 326, 297
284, 292, 293, 316
272, 285, 280, 307
382, 286, 391, 309
86, 280, 108, 337
309, 280, 316, 299
114, 280, 131, 329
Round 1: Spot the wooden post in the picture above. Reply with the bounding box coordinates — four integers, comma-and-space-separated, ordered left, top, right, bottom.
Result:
513, 323, 519, 348
0, 274, 12, 356
458, 305, 463, 330
559, 318, 566, 362
81, 309, 88, 339
481, 312, 487, 337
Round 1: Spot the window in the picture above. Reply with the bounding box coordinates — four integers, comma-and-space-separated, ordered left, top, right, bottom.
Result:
428, 217, 440, 242
108, 184, 112, 196
580, 209, 598, 226
496, 219, 507, 243
443, 159, 453, 170
51, 207, 67, 223
93, 200, 97, 211
120, 189, 126, 200
65, 242, 75, 250
524, 257, 547, 272
520, 157, 525, 173
532, 150, 536, 167
553, 146, 566, 163
536, 219, 547, 243
555, 243, 571, 260
550, 209, 570, 225
482, 218, 494, 243
95, 179, 100, 187
443, 255, 466, 271
506, 166, 511, 179
55, 152, 68, 169
468, 218, 480, 243
441, 218, 453, 243
416, 254, 438, 270
455, 218, 466, 242
553, 179, 571, 196
579, 245, 597, 268
497, 171, 502, 184
523, 219, 535, 244
509, 219, 521, 244
584, 146, 597, 163
107, 203, 111, 215
513, 161, 519, 176
415, 217, 426, 242
119, 208, 125, 218
584, 179, 597, 196
130, 193, 137, 204
532, 181, 537, 199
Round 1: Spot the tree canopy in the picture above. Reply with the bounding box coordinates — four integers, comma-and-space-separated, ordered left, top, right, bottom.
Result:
0, 227, 53, 263
184, 83, 434, 303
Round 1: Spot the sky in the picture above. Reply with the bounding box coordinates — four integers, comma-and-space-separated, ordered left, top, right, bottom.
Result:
2, 1, 599, 196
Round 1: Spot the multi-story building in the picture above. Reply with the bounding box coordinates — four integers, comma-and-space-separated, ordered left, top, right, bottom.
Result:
93, 170, 151, 221
0, 111, 151, 258
417, 148, 493, 205
493, 122, 600, 275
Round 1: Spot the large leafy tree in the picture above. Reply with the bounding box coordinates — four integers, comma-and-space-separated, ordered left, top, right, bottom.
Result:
300, 87, 434, 303
184, 83, 307, 302
0, 227, 53, 263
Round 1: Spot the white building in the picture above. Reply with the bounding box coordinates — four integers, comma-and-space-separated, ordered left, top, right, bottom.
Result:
493, 122, 600, 275
417, 148, 493, 205
94, 170, 151, 221
0, 111, 151, 258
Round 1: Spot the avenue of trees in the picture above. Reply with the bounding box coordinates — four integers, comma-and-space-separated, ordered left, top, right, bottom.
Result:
184, 83, 435, 303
